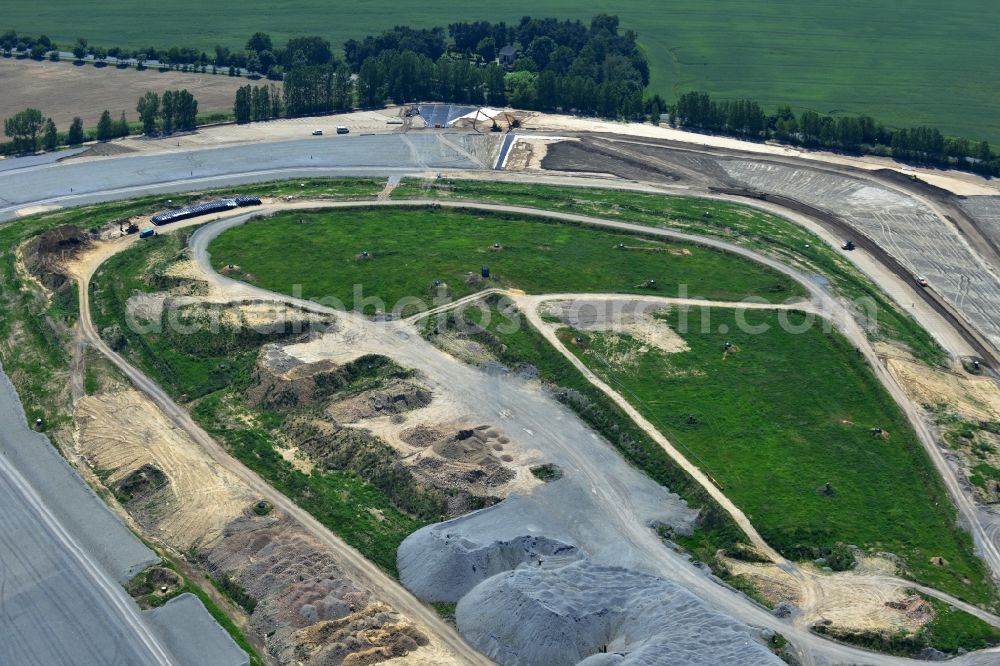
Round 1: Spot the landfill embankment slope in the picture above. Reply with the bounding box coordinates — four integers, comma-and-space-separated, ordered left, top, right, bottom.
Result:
0, 367, 157, 582
145, 593, 251, 666
0, 366, 249, 666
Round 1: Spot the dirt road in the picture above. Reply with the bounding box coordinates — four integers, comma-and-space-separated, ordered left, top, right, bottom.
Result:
71, 236, 490, 665
187, 198, 1000, 585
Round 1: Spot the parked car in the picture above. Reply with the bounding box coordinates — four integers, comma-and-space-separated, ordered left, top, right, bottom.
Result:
916, 276, 929, 287
312, 129, 323, 136
336, 126, 349, 134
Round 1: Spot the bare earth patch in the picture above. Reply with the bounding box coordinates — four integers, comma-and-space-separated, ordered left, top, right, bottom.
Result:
885, 354, 1000, 422
74, 389, 251, 550
541, 298, 691, 361
726, 554, 935, 634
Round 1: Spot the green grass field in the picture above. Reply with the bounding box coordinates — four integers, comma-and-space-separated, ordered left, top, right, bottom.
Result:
209, 206, 804, 312
5, 1, 998, 141
568, 309, 994, 604
393, 179, 943, 364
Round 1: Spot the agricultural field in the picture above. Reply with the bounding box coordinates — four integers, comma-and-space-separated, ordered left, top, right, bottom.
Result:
0, 58, 250, 128
5, 0, 998, 141
208, 206, 805, 312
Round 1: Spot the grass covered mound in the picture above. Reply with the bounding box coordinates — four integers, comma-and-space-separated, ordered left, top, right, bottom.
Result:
209, 206, 804, 313
567, 307, 994, 605
392, 179, 943, 364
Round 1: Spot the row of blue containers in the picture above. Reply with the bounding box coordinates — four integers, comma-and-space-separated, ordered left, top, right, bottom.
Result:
150, 195, 262, 226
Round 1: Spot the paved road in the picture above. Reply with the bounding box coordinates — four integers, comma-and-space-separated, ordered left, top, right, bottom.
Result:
0, 133, 478, 218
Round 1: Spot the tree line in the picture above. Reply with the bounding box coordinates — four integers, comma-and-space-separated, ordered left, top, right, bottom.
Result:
2, 89, 200, 155
0, 31, 58, 60
234, 15, 647, 122
671, 91, 999, 176
6, 19, 1000, 176
4, 110, 89, 154
233, 84, 282, 123
135, 90, 199, 135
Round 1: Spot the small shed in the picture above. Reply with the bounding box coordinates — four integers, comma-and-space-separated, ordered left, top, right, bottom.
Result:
499, 45, 520, 67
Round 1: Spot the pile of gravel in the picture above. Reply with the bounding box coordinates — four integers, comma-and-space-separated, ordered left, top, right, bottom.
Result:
457, 559, 780, 666
399, 526, 582, 602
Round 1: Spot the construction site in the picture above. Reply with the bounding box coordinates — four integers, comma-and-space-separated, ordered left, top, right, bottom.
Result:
4, 104, 1000, 666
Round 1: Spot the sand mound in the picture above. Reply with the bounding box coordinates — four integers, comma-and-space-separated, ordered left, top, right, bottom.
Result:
457, 559, 779, 666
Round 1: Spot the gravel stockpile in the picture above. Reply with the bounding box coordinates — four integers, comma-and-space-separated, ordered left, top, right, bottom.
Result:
400, 513, 582, 601
399, 476, 698, 600
396, 479, 773, 664
457, 559, 780, 665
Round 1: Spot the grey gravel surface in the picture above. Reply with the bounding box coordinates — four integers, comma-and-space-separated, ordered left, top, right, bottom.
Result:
721, 160, 1000, 350
0, 368, 157, 583
145, 593, 249, 666
0, 367, 171, 665
0, 148, 87, 173
961, 196, 1000, 248
457, 559, 780, 666
0, 367, 249, 666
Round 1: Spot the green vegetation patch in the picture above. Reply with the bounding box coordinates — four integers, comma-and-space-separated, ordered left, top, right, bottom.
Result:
209, 205, 803, 314
90, 233, 327, 400
920, 597, 1000, 654
529, 463, 563, 481
394, 179, 943, 364
194, 393, 427, 574
970, 463, 1000, 489
421, 297, 747, 565
127, 561, 265, 666
211, 574, 258, 615
568, 308, 993, 604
